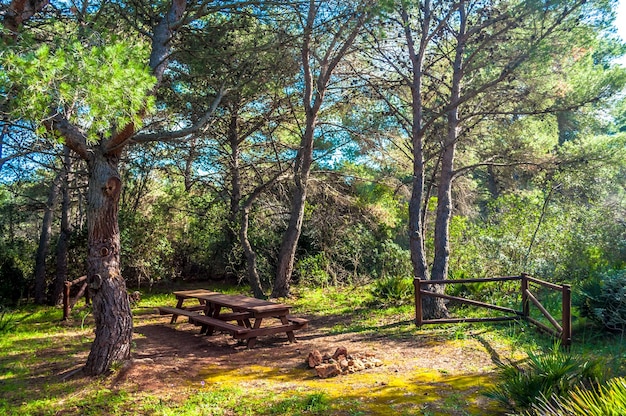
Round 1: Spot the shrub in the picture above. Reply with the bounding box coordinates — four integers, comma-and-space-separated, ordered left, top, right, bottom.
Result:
577, 269, 626, 332
527, 377, 626, 416
0, 248, 28, 306
295, 253, 332, 288
370, 276, 414, 306
485, 344, 603, 412
0, 306, 17, 334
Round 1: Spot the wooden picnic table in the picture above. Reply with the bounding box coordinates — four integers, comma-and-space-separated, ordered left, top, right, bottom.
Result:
158, 289, 219, 323
157, 290, 308, 348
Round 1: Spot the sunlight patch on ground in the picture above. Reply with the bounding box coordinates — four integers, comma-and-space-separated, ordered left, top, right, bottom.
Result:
199, 363, 501, 415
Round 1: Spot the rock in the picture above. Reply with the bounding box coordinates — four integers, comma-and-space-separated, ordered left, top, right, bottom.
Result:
315, 362, 341, 378
309, 346, 382, 378
370, 358, 383, 367
352, 359, 366, 372
307, 350, 323, 368
333, 346, 348, 360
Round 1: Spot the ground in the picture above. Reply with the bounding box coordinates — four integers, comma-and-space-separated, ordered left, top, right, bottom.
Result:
103, 305, 519, 415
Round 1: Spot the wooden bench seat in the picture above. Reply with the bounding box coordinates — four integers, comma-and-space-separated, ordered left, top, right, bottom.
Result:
189, 315, 251, 336
286, 316, 309, 327
157, 306, 201, 317
216, 312, 252, 321
157, 306, 202, 323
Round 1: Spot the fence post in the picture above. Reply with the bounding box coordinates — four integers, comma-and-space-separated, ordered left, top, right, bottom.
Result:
62, 281, 71, 321
521, 273, 529, 319
562, 284, 572, 347
414, 278, 423, 326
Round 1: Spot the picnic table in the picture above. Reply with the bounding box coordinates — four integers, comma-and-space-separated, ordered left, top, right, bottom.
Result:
157, 290, 308, 348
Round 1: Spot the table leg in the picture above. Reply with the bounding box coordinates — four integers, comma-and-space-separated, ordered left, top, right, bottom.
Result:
245, 317, 264, 348
203, 305, 221, 335
171, 296, 185, 323
280, 315, 296, 343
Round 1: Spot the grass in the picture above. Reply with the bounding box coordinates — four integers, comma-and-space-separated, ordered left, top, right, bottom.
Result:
0, 281, 624, 415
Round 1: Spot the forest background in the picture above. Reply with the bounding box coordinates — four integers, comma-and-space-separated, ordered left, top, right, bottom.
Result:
1, 0, 626, 375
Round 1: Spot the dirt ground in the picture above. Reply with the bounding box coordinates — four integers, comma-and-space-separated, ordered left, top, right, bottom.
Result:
108, 306, 515, 415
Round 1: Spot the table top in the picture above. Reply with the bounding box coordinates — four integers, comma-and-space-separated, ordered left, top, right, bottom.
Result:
173, 289, 219, 298
195, 293, 292, 314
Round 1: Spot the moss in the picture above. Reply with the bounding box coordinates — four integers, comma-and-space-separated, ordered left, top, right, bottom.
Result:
199, 364, 501, 415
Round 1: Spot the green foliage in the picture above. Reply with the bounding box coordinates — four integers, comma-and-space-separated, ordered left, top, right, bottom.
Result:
370, 276, 413, 306
0, 243, 29, 306
527, 377, 626, 416
576, 269, 626, 333
485, 344, 604, 412
0, 307, 17, 334
3, 38, 155, 140
295, 253, 332, 287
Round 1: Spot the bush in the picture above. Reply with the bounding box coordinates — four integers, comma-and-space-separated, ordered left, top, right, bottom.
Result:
527, 377, 626, 416
370, 276, 414, 306
485, 344, 603, 412
0, 247, 28, 306
0, 306, 17, 334
577, 269, 626, 332
295, 253, 332, 287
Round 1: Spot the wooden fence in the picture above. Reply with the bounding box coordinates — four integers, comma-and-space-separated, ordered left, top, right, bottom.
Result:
414, 273, 572, 346
62, 275, 90, 320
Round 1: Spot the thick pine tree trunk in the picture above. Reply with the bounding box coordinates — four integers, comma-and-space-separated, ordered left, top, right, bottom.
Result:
83, 151, 132, 376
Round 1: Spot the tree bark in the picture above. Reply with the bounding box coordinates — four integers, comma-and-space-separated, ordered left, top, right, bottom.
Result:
83, 150, 132, 376
33, 167, 61, 304
51, 145, 72, 305
240, 207, 265, 299
2, 0, 49, 39
228, 109, 242, 250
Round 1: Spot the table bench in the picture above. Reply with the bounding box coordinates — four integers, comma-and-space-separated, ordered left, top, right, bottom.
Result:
189, 315, 252, 336
157, 306, 202, 321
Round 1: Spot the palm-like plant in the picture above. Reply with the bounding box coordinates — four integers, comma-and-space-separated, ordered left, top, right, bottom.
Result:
527, 377, 626, 416
485, 344, 602, 411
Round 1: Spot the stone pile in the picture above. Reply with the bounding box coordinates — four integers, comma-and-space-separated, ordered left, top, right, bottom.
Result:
307, 346, 383, 378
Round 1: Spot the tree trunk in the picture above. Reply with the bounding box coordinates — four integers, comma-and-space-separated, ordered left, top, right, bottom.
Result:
83, 151, 132, 376
426, 1, 466, 319
228, 110, 242, 251
51, 146, 72, 305
240, 207, 265, 299
424, 138, 455, 319
402, 2, 430, 281
272, 123, 314, 298
431, 141, 455, 282
34, 168, 62, 304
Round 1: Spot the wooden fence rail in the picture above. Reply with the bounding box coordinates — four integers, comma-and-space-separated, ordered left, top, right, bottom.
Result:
62, 275, 90, 320
414, 273, 572, 346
